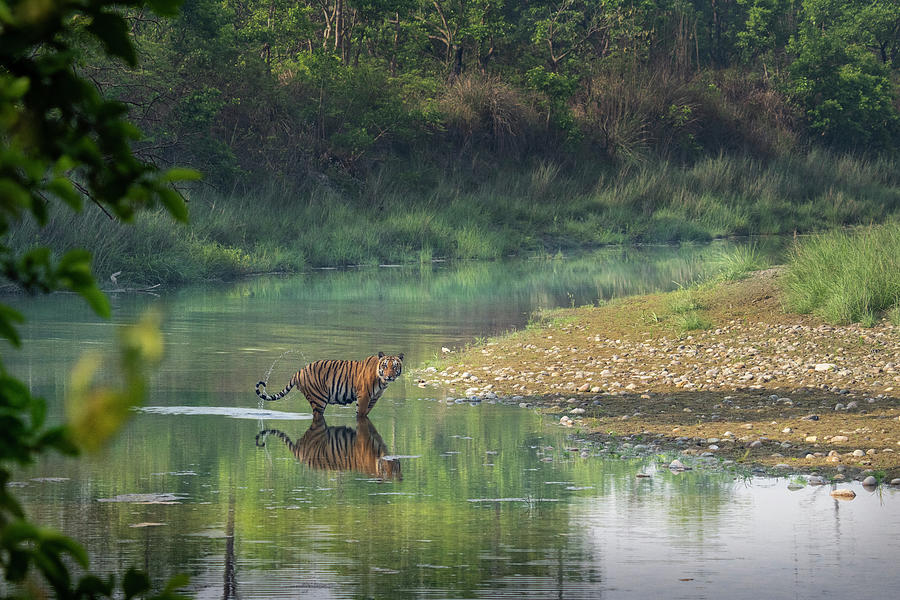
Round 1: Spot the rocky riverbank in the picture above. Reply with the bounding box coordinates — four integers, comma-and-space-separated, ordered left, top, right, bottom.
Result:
416, 269, 900, 482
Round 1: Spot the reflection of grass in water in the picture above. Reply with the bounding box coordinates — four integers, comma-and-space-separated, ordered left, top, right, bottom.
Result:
220, 242, 769, 308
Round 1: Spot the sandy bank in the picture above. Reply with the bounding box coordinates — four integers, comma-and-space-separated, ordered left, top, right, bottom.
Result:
418, 270, 900, 480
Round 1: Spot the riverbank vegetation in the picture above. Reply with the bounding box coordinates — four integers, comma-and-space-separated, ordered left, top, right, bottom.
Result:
5, 0, 900, 281
7, 151, 900, 282
782, 222, 900, 326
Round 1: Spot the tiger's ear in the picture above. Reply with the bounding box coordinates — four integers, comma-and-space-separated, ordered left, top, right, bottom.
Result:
398, 353, 404, 361
378, 351, 385, 358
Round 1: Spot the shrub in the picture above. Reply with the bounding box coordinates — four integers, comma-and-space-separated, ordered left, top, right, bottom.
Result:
437, 75, 540, 155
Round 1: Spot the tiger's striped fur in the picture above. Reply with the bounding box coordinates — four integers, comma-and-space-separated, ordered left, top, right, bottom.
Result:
255, 416, 401, 480
255, 352, 403, 417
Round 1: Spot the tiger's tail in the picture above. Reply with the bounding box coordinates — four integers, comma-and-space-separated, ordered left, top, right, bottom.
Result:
256, 372, 299, 402
255, 429, 293, 448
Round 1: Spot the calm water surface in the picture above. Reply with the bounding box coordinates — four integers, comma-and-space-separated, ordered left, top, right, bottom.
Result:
5, 244, 899, 599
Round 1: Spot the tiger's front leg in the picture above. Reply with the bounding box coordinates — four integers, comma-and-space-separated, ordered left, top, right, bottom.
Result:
356, 391, 372, 418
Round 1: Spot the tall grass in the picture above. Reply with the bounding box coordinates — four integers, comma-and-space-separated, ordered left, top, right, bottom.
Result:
4, 151, 899, 285
712, 243, 770, 282
782, 223, 900, 325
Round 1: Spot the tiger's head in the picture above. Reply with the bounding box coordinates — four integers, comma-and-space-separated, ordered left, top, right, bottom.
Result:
376, 351, 404, 383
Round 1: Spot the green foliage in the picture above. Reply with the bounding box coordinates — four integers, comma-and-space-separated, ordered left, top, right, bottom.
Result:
786, 0, 900, 149
43, 0, 894, 191
736, 0, 796, 63
782, 222, 900, 324
7, 150, 900, 278
1, 0, 195, 597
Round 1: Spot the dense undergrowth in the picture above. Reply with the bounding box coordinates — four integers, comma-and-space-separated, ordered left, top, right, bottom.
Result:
6, 150, 898, 284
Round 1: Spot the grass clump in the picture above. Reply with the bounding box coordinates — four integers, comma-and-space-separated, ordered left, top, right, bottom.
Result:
667, 289, 704, 314
712, 243, 770, 282
782, 223, 900, 324
677, 313, 713, 332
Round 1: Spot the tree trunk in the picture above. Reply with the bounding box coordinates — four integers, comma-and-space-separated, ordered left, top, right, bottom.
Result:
390, 13, 400, 76
452, 44, 463, 78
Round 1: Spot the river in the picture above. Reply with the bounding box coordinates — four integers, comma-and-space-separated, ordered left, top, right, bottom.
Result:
4, 242, 899, 599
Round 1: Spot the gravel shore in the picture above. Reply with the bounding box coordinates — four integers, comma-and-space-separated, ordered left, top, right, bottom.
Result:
417, 269, 900, 480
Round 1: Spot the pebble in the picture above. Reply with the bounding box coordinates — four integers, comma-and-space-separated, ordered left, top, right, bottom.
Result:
807, 476, 827, 485
891, 478, 900, 486
749, 440, 762, 448
852, 449, 865, 457
805, 436, 817, 442
669, 459, 686, 471
830, 436, 849, 443
815, 363, 836, 372
862, 476, 878, 487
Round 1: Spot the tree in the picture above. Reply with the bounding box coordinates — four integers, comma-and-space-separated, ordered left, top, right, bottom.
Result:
786, 0, 900, 148
1, 0, 197, 596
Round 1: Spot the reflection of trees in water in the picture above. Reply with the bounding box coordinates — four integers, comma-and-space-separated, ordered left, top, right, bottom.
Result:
257, 416, 401, 481
221, 241, 784, 305
224, 489, 237, 600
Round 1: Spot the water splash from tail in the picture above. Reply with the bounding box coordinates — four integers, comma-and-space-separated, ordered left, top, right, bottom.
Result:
258, 348, 306, 409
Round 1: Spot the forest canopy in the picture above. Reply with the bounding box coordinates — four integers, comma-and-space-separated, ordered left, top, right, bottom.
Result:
83, 0, 899, 188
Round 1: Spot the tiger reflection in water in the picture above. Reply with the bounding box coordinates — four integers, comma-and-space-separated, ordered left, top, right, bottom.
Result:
256, 416, 401, 481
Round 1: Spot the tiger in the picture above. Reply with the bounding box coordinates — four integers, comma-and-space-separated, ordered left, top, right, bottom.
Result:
256, 415, 401, 480
255, 351, 403, 418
